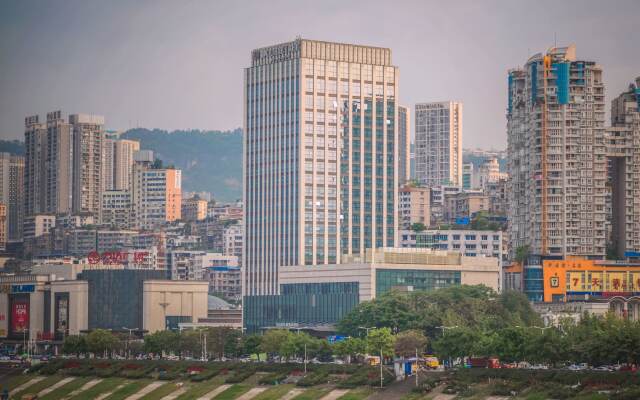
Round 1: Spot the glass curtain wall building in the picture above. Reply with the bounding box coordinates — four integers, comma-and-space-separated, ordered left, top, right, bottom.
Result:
244, 39, 399, 299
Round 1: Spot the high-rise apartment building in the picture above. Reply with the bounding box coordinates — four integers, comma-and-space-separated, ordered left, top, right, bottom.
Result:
244, 39, 399, 296
24, 115, 47, 216
103, 137, 140, 191
0, 153, 24, 240
0, 204, 6, 250
25, 111, 105, 218
608, 77, 640, 258
415, 101, 463, 187
133, 168, 182, 229
398, 105, 411, 185
507, 45, 607, 258
71, 114, 105, 214
45, 111, 73, 215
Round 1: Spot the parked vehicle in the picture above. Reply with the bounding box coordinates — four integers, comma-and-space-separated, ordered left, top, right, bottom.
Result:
423, 355, 439, 369
468, 357, 500, 368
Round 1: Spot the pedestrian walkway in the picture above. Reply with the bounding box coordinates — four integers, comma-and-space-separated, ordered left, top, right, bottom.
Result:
124, 381, 164, 400
319, 389, 349, 400
196, 384, 230, 400
9, 376, 44, 396
160, 385, 188, 400
37, 377, 76, 397
236, 387, 267, 400
281, 388, 305, 400
95, 382, 128, 400
63, 378, 102, 399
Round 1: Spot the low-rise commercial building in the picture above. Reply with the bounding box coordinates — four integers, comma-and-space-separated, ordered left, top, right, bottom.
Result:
543, 258, 640, 305
244, 248, 499, 332
400, 229, 503, 260
0, 270, 208, 344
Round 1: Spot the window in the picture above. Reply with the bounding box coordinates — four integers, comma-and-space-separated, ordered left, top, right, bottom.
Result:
326, 61, 337, 77
353, 82, 361, 97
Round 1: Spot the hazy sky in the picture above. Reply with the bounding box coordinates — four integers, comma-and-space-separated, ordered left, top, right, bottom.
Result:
1, 0, 638, 148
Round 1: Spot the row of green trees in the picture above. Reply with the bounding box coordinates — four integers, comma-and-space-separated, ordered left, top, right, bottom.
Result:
63, 327, 244, 359
61, 286, 640, 367
431, 313, 640, 366
337, 285, 640, 366
61, 327, 427, 363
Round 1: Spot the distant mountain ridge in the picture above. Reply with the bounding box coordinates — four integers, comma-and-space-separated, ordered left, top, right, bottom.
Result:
122, 128, 243, 202
0, 139, 25, 155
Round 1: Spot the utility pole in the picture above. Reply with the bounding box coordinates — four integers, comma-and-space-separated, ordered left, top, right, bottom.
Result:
415, 348, 419, 387
380, 347, 384, 388
304, 343, 307, 374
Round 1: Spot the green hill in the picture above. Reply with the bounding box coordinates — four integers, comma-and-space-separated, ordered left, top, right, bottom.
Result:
122, 128, 243, 202
0, 139, 25, 155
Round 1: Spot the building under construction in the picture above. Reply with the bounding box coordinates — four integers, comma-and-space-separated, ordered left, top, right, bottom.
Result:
507, 45, 607, 258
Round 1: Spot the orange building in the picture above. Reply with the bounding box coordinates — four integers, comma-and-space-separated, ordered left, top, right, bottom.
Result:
543, 258, 640, 302
164, 169, 182, 222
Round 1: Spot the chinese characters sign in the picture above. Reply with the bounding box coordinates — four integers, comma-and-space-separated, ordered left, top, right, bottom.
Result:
87, 251, 149, 265
11, 301, 29, 333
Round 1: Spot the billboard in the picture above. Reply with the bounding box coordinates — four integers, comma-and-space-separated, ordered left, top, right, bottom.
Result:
11, 299, 29, 334
55, 293, 70, 339
543, 258, 640, 302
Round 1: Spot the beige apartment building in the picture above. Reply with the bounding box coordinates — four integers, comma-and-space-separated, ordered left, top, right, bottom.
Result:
415, 101, 463, 187
608, 77, 640, 258
25, 111, 105, 218
103, 137, 140, 191
399, 185, 431, 229
71, 114, 105, 215
0, 153, 24, 240
181, 197, 208, 221
0, 204, 6, 251
45, 111, 73, 215
133, 168, 182, 229
443, 191, 488, 222
507, 45, 607, 257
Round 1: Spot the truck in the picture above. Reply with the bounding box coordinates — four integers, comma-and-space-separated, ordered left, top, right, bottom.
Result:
423, 355, 440, 369
468, 357, 500, 368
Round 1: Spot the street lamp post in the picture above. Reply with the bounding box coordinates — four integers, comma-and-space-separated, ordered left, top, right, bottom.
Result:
415, 348, 419, 387
436, 325, 458, 368
122, 327, 135, 359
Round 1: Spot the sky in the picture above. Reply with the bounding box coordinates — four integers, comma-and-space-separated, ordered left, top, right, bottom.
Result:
0, 0, 638, 149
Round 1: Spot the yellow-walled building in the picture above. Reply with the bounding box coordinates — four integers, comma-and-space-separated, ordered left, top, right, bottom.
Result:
543, 258, 640, 303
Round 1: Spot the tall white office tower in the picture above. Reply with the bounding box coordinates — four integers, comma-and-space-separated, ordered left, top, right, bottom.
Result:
244, 39, 399, 296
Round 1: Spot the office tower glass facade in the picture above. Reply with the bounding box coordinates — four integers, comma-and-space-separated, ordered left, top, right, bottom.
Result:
244, 39, 399, 299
